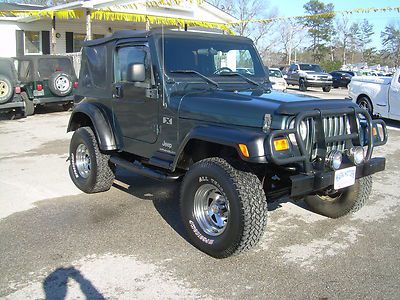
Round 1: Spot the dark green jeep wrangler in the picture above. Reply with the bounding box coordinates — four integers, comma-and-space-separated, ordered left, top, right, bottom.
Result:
15, 55, 78, 115
68, 29, 387, 258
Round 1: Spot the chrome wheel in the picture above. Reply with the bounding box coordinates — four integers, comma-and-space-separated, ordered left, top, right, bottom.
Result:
55, 75, 70, 92
193, 183, 230, 236
75, 143, 91, 178
0, 80, 9, 97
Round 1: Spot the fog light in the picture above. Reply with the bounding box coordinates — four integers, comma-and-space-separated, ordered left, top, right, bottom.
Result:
348, 146, 364, 165
327, 150, 342, 170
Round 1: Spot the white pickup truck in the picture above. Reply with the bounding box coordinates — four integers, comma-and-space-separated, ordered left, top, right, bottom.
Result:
349, 69, 400, 120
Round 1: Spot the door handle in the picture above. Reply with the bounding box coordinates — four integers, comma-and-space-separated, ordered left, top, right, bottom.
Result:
113, 85, 123, 98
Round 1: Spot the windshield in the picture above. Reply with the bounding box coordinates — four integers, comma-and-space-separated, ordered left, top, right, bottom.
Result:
38, 58, 74, 78
163, 37, 265, 78
269, 69, 282, 78
299, 64, 323, 72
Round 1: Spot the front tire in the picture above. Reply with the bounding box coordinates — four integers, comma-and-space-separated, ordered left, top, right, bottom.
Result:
69, 127, 115, 193
180, 158, 268, 258
322, 86, 331, 92
305, 176, 372, 218
299, 78, 307, 91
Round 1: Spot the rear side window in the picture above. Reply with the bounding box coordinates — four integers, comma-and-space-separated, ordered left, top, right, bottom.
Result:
0, 60, 16, 80
38, 58, 73, 78
80, 45, 107, 89
17, 60, 31, 81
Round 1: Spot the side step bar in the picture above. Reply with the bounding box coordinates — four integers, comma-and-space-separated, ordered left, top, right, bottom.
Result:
110, 156, 181, 182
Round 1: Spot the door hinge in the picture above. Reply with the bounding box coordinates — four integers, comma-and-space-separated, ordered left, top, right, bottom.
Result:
146, 88, 159, 99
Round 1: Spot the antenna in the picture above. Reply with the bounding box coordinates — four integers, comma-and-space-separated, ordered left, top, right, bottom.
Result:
162, 24, 166, 108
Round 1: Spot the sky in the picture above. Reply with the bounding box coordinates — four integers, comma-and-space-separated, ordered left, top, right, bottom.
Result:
268, 0, 400, 49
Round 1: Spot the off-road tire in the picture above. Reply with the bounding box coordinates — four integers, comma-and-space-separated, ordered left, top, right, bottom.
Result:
305, 176, 372, 218
48, 71, 73, 97
0, 75, 13, 104
357, 96, 373, 116
299, 78, 307, 91
21, 92, 34, 116
322, 86, 331, 92
69, 126, 115, 193
180, 157, 268, 258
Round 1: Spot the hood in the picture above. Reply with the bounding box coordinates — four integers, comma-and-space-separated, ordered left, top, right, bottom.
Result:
269, 77, 286, 83
178, 90, 357, 128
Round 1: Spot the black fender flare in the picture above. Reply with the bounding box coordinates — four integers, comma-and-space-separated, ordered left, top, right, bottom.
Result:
172, 125, 268, 169
67, 102, 121, 151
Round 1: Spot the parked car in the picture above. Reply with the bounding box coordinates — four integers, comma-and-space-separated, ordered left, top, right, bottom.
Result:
341, 70, 356, 77
349, 68, 400, 120
14, 55, 78, 115
268, 67, 287, 91
0, 57, 25, 119
67, 29, 387, 258
330, 70, 352, 88
285, 63, 333, 92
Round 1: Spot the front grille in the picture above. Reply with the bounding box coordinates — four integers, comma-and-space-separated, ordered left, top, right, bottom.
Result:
305, 114, 351, 159
323, 115, 349, 152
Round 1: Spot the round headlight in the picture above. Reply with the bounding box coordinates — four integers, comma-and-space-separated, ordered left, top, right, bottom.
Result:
327, 150, 342, 170
289, 119, 307, 141
348, 146, 364, 165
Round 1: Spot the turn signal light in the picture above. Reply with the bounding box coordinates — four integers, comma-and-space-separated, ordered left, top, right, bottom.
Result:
372, 127, 377, 136
73, 81, 78, 88
238, 144, 250, 158
36, 84, 43, 91
14, 86, 21, 94
273, 138, 289, 151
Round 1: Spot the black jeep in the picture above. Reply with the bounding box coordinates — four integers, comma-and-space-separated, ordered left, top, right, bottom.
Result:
0, 57, 25, 119
68, 30, 387, 258
14, 55, 78, 115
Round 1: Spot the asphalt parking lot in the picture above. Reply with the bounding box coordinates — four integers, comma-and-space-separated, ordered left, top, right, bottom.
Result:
1, 89, 399, 299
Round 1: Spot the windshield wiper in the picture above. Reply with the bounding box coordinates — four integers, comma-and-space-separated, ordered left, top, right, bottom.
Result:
217, 72, 263, 88
170, 70, 220, 89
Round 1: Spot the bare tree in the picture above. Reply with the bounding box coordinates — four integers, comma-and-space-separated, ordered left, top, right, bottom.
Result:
335, 16, 352, 65
279, 20, 305, 64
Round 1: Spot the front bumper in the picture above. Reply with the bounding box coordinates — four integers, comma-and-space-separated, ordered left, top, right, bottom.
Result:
33, 95, 74, 105
290, 157, 385, 197
304, 78, 333, 87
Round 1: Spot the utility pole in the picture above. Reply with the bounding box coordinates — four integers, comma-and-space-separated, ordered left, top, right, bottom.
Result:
86, 9, 92, 40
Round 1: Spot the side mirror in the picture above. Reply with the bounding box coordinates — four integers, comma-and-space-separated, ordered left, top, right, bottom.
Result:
127, 63, 145, 82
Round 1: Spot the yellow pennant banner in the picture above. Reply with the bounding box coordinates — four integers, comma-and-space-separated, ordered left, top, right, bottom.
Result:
0, 5, 398, 31
91, 10, 232, 33
108, 0, 205, 10
0, 9, 83, 19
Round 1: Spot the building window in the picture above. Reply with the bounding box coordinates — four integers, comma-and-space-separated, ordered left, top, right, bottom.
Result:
73, 33, 104, 52
24, 31, 41, 54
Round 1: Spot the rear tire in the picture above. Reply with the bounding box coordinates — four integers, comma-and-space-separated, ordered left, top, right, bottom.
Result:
21, 92, 34, 116
69, 127, 115, 193
180, 158, 268, 258
357, 96, 373, 116
305, 176, 372, 218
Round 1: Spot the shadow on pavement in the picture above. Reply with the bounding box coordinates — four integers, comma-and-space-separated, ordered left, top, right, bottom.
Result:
43, 267, 104, 300
113, 168, 189, 243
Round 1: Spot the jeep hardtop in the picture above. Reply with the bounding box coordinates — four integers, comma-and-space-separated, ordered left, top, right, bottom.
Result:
68, 29, 387, 258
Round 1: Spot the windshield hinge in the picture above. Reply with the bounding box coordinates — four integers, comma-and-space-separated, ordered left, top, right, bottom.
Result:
146, 88, 159, 99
